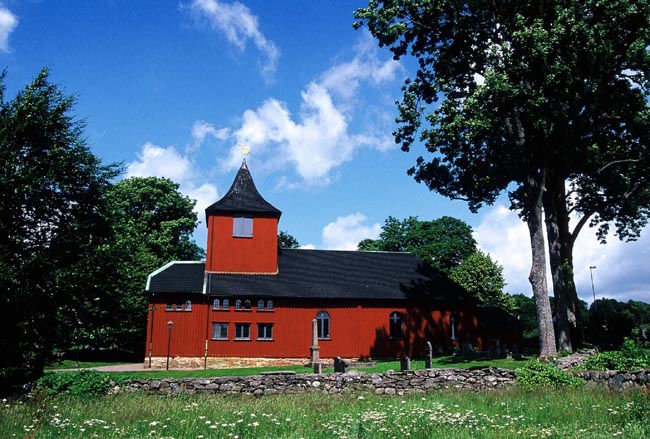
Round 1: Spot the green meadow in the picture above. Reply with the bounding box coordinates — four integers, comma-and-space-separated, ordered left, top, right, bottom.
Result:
2, 386, 649, 438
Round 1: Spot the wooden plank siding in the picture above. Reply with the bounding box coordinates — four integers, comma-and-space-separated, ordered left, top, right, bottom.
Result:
146, 295, 483, 361
205, 215, 279, 274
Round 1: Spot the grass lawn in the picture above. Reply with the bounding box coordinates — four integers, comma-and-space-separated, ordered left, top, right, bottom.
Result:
3, 386, 648, 438
45, 360, 128, 370
60, 355, 533, 381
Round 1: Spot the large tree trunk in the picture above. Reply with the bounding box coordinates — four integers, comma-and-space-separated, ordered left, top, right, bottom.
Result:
543, 178, 578, 352
525, 171, 557, 358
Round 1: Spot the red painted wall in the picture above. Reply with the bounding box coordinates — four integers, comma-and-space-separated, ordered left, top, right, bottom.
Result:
205, 215, 278, 273
145, 296, 482, 361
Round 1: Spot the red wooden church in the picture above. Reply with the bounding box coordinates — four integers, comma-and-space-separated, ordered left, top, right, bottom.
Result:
144, 160, 489, 369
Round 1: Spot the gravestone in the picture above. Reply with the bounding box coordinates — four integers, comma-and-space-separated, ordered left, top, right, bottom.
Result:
334, 357, 349, 373
400, 356, 410, 372
425, 341, 433, 369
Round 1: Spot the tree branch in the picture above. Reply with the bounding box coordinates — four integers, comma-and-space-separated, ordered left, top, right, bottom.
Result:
598, 158, 640, 173
569, 210, 594, 246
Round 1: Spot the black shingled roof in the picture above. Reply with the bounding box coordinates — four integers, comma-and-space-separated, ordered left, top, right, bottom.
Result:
205, 160, 281, 219
146, 249, 473, 303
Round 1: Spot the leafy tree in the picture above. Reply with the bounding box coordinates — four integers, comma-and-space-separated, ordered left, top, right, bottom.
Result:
587, 299, 650, 349
510, 294, 539, 348
358, 216, 476, 273
95, 177, 204, 353
449, 250, 512, 310
626, 300, 650, 340
355, 0, 650, 356
0, 68, 120, 386
278, 231, 300, 249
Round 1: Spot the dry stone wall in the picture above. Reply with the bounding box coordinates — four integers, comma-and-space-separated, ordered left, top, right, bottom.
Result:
122, 367, 650, 396
575, 370, 650, 390
124, 367, 516, 396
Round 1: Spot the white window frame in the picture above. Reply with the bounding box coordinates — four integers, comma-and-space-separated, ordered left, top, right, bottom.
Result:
212, 322, 228, 340
257, 323, 273, 340
235, 323, 251, 340
316, 311, 330, 340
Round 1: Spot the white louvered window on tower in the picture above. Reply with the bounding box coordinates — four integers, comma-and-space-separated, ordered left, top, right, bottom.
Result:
233, 215, 253, 237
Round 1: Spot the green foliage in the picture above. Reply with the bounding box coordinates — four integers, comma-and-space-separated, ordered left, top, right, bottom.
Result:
510, 294, 539, 344
356, 0, 650, 357
582, 338, 650, 371
358, 216, 476, 273
278, 230, 300, 248
515, 361, 585, 389
587, 299, 650, 349
0, 68, 120, 387
625, 389, 650, 434
94, 177, 204, 352
36, 370, 113, 397
449, 250, 512, 309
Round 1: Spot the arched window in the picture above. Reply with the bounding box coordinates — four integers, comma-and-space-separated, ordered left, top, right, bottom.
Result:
222, 299, 230, 310
213, 298, 220, 310
244, 299, 251, 310
257, 300, 265, 311
316, 311, 330, 339
389, 312, 403, 339
235, 299, 242, 310
267, 300, 273, 311
185, 300, 192, 311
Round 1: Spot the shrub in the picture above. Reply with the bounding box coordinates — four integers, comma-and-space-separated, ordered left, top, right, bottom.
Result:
582, 338, 650, 371
35, 370, 113, 397
515, 361, 585, 389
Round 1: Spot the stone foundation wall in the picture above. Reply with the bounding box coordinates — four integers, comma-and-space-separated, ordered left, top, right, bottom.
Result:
145, 357, 311, 370
125, 366, 650, 396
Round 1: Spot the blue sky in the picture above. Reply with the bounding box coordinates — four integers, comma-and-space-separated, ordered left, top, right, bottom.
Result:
1, 0, 648, 304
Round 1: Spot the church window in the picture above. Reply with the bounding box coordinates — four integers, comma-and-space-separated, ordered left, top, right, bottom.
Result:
257, 323, 273, 340
233, 216, 253, 238
389, 312, 403, 339
316, 311, 330, 339
235, 323, 250, 340
212, 322, 228, 340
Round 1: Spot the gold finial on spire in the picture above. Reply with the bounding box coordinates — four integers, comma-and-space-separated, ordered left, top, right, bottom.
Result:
239, 143, 251, 156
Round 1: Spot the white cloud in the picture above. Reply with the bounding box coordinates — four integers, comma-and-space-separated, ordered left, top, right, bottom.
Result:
475, 203, 650, 304
218, 35, 400, 185
190, 120, 229, 151
126, 142, 218, 234
321, 213, 381, 250
0, 6, 18, 53
126, 142, 193, 181
474, 205, 534, 296
187, 0, 279, 80
320, 32, 401, 102
231, 83, 354, 185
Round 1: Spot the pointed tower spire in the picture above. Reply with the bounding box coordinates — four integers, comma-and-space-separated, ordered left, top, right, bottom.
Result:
205, 160, 281, 218
204, 160, 281, 274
